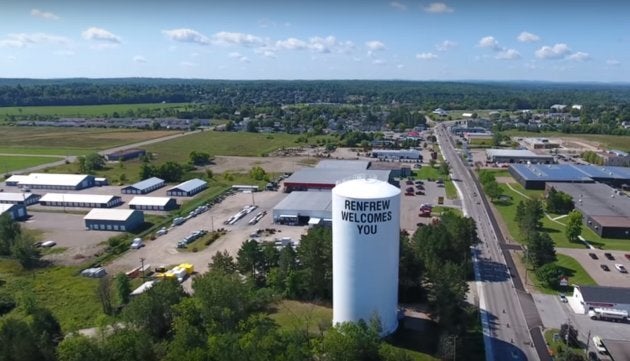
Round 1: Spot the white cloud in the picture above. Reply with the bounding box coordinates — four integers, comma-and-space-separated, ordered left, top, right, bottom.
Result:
162, 28, 210, 45
397, 64, 405, 69
365, 40, 386, 51
436, 40, 457, 52
606, 59, 621, 66
372, 59, 386, 65
275, 37, 307, 50
478, 36, 501, 50
53, 50, 75, 56
212, 31, 263, 47
7, 55, 16, 61
424, 2, 454, 13
180, 61, 198, 67
390, 1, 407, 11
31, 9, 59, 20
133, 55, 147, 63
255, 48, 277, 58
82, 27, 121, 44
308, 36, 352, 54
496, 49, 521, 60
535, 43, 571, 59
567, 51, 590, 61
416, 52, 438, 60
517, 31, 540, 43
0, 33, 70, 48
228, 52, 250, 63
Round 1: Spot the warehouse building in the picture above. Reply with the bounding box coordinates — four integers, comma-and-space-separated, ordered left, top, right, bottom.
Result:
105, 148, 146, 161
509, 164, 630, 189
273, 191, 332, 226
84, 209, 144, 232
6, 173, 95, 190
4, 175, 30, 186
121, 177, 165, 194
128, 196, 177, 211
546, 182, 630, 238
464, 132, 493, 143
316, 159, 371, 170
166, 178, 207, 197
39, 193, 123, 208
371, 149, 422, 161
486, 149, 555, 164
523, 137, 560, 149
0, 192, 41, 206
0, 203, 28, 221
283, 169, 393, 192
570, 285, 630, 314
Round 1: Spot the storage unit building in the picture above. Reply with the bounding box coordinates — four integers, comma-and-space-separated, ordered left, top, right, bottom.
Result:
166, 179, 207, 197
371, 149, 422, 161
121, 177, 165, 194
510, 164, 630, 189
84, 209, 144, 232
0, 203, 28, 221
128, 196, 177, 211
39, 193, 123, 208
7, 173, 95, 190
0, 192, 41, 206
570, 285, 630, 314
105, 148, 146, 161
4, 175, 30, 186
273, 191, 333, 225
315, 160, 370, 170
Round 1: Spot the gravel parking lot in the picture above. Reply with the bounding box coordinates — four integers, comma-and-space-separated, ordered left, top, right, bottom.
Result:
23, 211, 116, 265
557, 248, 630, 287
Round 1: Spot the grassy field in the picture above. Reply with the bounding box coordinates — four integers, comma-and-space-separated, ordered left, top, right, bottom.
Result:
544, 328, 584, 358
0, 103, 189, 120
504, 130, 630, 152
0, 155, 64, 173
528, 254, 597, 294
0, 259, 104, 332
0, 126, 178, 155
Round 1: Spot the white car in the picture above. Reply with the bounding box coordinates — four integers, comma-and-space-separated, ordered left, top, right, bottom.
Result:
130, 238, 144, 249
156, 228, 168, 236
41, 240, 56, 248
614, 264, 628, 273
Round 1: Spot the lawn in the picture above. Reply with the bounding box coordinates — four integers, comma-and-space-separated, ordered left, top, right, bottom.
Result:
413, 165, 457, 199
544, 328, 584, 358
432, 206, 463, 217
504, 130, 630, 152
0, 155, 64, 173
528, 254, 597, 294
0, 103, 189, 120
0, 259, 104, 332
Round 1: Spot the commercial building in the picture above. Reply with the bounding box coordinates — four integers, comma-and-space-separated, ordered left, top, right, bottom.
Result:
39, 193, 123, 208
5, 173, 95, 190
4, 175, 30, 186
84, 209, 144, 232
273, 191, 333, 225
283, 168, 393, 192
128, 196, 177, 211
450, 126, 487, 136
509, 164, 630, 189
599, 339, 630, 361
0, 203, 28, 220
486, 149, 555, 164
464, 132, 493, 143
523, 137, 560, 149
166, 179, 207, 197
121, 177, 165, 195
371, 149, 422, 161
546, 182, 630, 238
570, 285, 630, 314
0, 192, 41, 206
105, 148, 146, 161
316, 159, 371, 170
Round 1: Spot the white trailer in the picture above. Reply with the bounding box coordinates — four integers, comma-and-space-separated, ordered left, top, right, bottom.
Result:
588, 308, 628, 322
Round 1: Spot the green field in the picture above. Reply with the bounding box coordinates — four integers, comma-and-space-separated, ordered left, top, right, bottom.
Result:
0, 155, 64, 173
0, 103, 189, 120
505, 130, 630, 152
529, 254, 596, 294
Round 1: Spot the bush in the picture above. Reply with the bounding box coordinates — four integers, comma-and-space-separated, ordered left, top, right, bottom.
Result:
0, 291, 16, 316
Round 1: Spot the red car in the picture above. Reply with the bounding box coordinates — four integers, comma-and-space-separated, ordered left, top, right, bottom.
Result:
405, 192, 414, 196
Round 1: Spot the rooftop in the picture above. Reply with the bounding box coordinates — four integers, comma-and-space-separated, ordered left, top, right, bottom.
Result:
316, 160, 370, 170
547, 183, 630, 218
284, 168, 391, 185
0, 192, 39, 202
16, 173, 92, 187
84, 208, 139, 221
486, 149, 552, 158
40, 193, 119, 204
273, 191, 333, 213
509, 164, 630, 182
602, 339, 630, 361
168, 178, 207, 192
0, 204, 19, 214
129, 196, 174, 207
125, 177, 165, 190
577, 285, 630, 305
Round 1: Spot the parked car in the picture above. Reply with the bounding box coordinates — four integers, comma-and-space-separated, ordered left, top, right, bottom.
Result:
416, 190, 425, 195
614, 264, 628, 273
156, 227, 168, 236
600, 264, 610, 272
588, 253, 598, 260
130, 238, 144, 249
405, 180, 414, 185
559, 294, 568, 303
604, 253, 615, 261
625, 253, 630, 261
405, 192, 415, 196
41, 240, 56, 248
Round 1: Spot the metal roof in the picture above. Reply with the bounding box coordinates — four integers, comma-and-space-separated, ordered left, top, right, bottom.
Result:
17, 173, 92, 187
5, 175, 29, 183
0, 204, 19, 214
168, 178, 207, 192
486, 149, 552, 158
316, 160, 370, 170
547, 183, 630, 218
124, 177, 164, 191
273, 191, 333, 213
129, 196, 174, 207
40, 193, 119, 204
0, 192, 39, 202
510, 164, 596, 182
602, 339, 630, 361
284, 168, 391, 185
84, 208, 139, 221
335, 178, 400, 199
578, 285, 630, 305
590, 215, 630, 228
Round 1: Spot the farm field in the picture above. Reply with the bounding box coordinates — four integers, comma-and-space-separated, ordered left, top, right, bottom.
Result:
505, 130, 630, 152
0, 102, 189, 120
0, 155, 65, 173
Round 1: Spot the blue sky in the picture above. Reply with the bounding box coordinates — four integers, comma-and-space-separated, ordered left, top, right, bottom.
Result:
0, 0, 628, 81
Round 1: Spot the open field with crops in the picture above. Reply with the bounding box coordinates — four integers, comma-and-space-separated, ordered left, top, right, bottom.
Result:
0, 103, 189, 120
0, 155, 65, 173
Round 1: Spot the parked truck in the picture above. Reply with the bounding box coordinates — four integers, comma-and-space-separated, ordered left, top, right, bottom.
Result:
588, 307, 628, 322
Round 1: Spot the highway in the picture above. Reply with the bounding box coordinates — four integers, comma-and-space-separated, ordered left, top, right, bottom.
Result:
434, 123, 547, 361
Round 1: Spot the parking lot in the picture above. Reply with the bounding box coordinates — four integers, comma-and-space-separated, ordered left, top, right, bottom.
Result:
557, 248, 630, 287
400, 177, 459, 234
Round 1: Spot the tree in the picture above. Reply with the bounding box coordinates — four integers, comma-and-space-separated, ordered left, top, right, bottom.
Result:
559, 323, 580, 348
9, 232, 39, 268
565, 210, 583, 243
57, 335, 102, 361
249, 166, 267, 181
518, 199, 544, 239
236, 239, 263, 280
115, 273, 132, 305
209, 250, 237, 274
527, 232, 556, 268
189, 151, 211, 165
0, 318, 44, 361
492, 132, 504, 146
0, 213, 21, 256
156, 162, 184, 182
439, 161, 450, 176
546, 187, 574, 214
535, 263, 563, 288
483, 179, 502, 200
296, 226, 333, 300
425, 262, 468, 331
205, 169, 214, 179
79, 153, 106, 173
316, 320, 381, 361
97, 276, 114, 316
30, 307, 63, 360
139, 162, 155, 180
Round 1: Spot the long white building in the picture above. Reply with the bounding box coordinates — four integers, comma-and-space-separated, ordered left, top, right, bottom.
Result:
39, 193, 122, 208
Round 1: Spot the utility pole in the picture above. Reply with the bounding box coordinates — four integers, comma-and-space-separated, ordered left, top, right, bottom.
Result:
140, 257, 146, 282
585, 330, 591, 355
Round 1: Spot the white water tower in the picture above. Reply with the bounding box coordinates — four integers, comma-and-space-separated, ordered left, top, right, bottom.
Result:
332, 177, 401, 335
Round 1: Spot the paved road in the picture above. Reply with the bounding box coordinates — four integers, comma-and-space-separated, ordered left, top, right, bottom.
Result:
435, 123, 544, 361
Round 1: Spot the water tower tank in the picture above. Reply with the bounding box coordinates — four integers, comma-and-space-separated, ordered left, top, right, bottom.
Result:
332, 177, 401, 335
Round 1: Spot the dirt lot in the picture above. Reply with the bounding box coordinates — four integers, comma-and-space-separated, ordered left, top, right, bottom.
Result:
557, 248, 630, 287
23, 211, 116, 265
206, 155, 317, 174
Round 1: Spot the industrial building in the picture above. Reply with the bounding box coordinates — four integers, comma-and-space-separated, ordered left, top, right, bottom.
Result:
121, 177, 165, 194
105, 148, 146, 161
283, 168, 393, 192
5, 173, 95, 190
332, 178, 401, 335
509, 164, 630, 189
39, 193, 123, 208
450, 126, 487, 136
486, 149, 555, 164
546, 182, 630, 238
84, 209, 144, 232
0, 192, 41, 206
272, 191, 332, 225
523, 137, 560, 149
0, 203, 28, 220
570, 285, 630, 314
316, 159, 371, 170
128, 196, 177, 211
464, 132, 493, 143
166, 178, 207, 197
599, 339, 630, 361
371, 149, 422, 161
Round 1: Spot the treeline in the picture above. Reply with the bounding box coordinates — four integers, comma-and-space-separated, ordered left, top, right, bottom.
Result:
1, 79, 629, 110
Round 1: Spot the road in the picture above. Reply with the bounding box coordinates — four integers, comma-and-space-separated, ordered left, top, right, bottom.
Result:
435, 123, 546, 361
